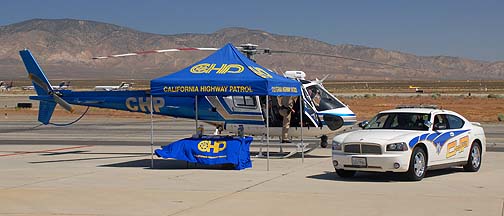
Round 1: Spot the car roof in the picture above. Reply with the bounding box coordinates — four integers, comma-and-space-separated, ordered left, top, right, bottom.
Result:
379, 107, 453, 115
380, 108, 434, 114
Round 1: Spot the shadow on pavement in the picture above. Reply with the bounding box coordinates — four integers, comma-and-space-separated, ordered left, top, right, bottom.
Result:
100, 159, 236, 170
308, 167, 466, 182
30, 155, 145, 164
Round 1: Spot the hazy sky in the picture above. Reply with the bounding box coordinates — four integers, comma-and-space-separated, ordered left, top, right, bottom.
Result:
1, 0, 503, 61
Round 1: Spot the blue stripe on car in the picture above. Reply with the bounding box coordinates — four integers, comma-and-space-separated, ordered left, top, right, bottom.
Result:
408, 129, 470, 148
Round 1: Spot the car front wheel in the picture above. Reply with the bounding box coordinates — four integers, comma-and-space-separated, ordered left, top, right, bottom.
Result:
464, 142, 482, 172
405, 147, 427, 181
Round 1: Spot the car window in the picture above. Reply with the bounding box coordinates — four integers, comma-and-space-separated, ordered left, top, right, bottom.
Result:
446, 114, 464, 129
368, 114, 389, 128
367, 113, 430, 131
433, 114, 449, 130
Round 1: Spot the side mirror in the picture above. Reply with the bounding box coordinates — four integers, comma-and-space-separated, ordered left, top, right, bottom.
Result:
358, 121, 369, 129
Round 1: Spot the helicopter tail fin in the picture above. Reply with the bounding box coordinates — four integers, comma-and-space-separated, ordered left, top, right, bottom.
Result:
19, 49, 61, 124
19, 49, 55, 96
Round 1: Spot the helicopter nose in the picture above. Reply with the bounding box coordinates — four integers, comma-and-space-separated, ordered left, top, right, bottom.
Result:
323, 114, 344, 131
338, 107, 357, 127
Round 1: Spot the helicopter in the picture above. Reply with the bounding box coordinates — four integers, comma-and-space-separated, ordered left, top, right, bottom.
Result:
19, 44, 359, 147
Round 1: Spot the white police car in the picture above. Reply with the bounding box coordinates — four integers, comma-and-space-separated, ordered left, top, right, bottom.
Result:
332, 105, 486, 181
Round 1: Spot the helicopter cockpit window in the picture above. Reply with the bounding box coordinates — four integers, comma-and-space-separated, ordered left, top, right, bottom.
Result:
305, 85, 345, 111
233, 96, 257, 108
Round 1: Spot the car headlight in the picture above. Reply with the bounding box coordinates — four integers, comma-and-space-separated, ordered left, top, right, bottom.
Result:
332, 140, 342, 151
386, 142, 408, 151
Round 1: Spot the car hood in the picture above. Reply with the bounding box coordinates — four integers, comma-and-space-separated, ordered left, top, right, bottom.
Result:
339, 129, 424, 144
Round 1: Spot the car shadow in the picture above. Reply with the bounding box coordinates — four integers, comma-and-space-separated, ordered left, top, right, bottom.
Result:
425, 167, 465, 178
308, 171, 403, 182
307, 167, 466, 182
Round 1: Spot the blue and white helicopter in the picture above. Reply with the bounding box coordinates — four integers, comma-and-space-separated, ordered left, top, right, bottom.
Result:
19, 44, 357, 147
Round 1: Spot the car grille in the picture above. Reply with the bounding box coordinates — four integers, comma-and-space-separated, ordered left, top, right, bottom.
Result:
343, 143, 382, 154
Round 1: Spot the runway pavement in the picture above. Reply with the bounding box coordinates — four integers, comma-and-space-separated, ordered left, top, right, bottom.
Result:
1, 117, 504, 216
1, 117, 503, 149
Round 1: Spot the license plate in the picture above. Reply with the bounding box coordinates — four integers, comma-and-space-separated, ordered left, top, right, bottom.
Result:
352, 157, 367, 167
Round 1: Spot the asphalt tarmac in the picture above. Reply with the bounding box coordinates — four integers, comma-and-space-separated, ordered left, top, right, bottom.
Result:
1, 116, 504, 216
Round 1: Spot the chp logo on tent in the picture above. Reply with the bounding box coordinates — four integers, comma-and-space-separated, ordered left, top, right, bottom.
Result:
189, 62, 272, 79
190, 63, 244, 74
248, 66, 272, 79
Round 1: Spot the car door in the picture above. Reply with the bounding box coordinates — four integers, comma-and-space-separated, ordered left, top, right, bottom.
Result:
431, 114, 470, 163
445, 114, 471, 161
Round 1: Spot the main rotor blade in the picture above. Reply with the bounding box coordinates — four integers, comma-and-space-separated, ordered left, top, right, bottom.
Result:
92, 48, 219, 59
317, 74, 330, 84
52, 94, 74, 113
270, 50, 427, 72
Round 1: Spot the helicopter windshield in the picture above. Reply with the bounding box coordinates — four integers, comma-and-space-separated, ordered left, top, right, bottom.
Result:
305, 84, 345, 111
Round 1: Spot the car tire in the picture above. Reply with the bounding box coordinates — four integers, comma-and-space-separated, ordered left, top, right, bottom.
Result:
463, 142, 482, 172
405, 147, 427, 181
335, 169, 356, 178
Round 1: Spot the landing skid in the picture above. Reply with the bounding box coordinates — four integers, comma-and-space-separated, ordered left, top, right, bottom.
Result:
251, 141, 319, 159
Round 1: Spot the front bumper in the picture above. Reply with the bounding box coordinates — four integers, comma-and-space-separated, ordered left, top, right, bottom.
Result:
332, 151, 410, 172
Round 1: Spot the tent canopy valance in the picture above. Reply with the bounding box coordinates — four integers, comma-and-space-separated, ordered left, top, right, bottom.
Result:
150, 43, 301, 97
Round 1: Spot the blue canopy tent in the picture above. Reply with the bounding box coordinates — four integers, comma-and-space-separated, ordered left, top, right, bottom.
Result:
149, 43, 303, 170
150, 43, 300, 97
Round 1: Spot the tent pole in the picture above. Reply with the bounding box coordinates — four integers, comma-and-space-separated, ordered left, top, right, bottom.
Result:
195, 95, 199, 131
300, 95, 304, 163
266, 95, 270, 171
150, 94, 154, 169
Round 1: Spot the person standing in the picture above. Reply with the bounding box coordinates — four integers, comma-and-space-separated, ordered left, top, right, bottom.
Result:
278, 96, 297, 143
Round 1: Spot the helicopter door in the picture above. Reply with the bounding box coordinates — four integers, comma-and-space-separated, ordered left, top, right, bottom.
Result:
301, 87, 320, 127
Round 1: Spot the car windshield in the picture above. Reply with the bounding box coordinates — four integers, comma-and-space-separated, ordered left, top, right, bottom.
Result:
366, 112, 431, 131
305, 84, 345, 111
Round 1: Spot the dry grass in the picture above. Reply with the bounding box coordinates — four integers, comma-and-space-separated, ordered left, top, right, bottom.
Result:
341, 96, 504, 123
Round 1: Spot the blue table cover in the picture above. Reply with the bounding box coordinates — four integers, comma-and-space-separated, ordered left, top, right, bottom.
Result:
155, 136, 252, 170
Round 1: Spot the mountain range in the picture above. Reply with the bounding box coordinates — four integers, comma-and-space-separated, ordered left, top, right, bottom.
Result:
0, 19, 502, 80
